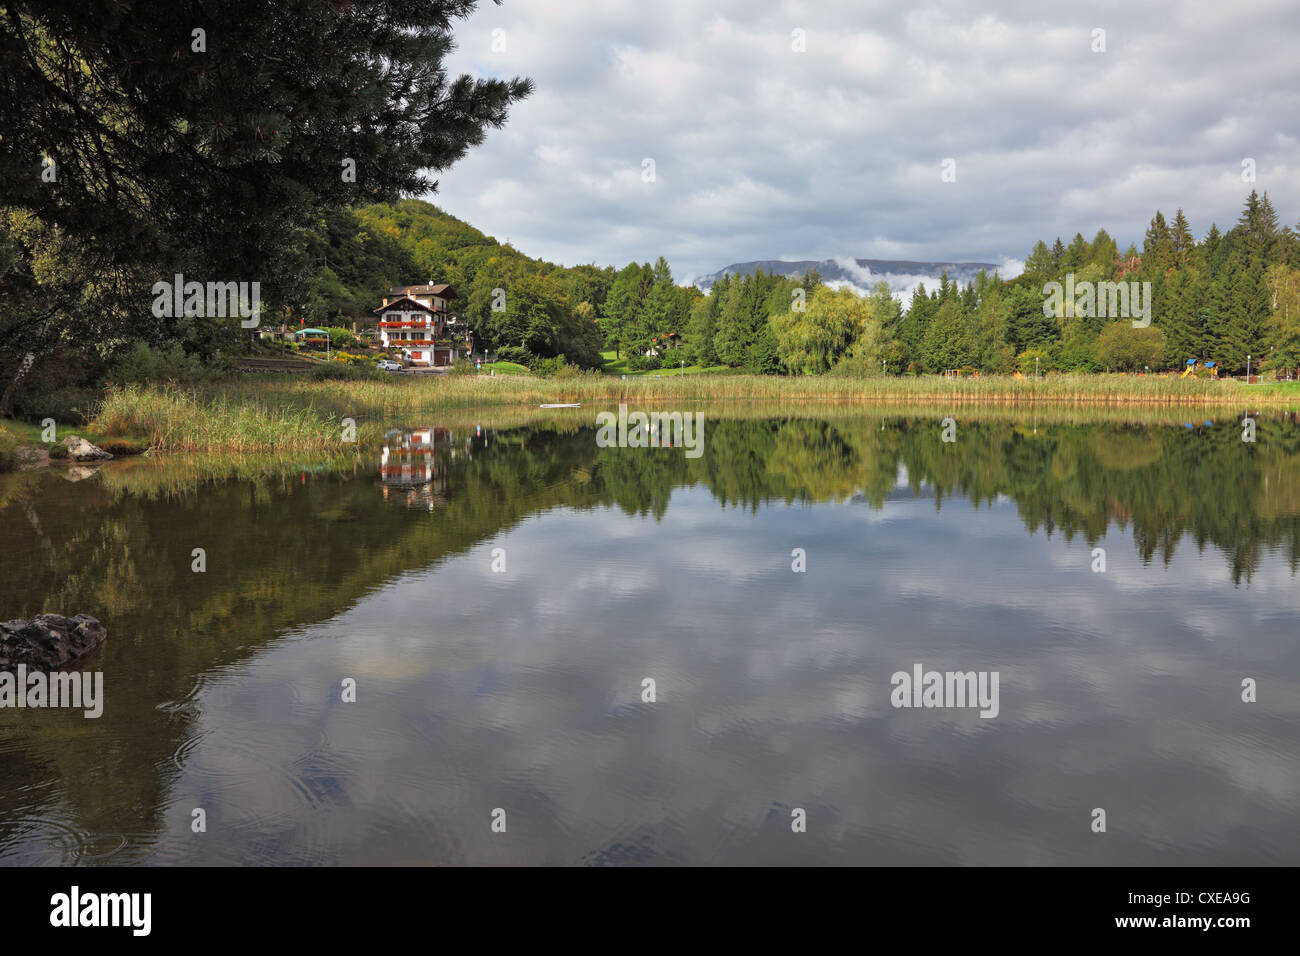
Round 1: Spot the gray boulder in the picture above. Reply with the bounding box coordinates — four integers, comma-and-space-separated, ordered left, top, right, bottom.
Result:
61, 435, 113, 461
0, 614, 108, 669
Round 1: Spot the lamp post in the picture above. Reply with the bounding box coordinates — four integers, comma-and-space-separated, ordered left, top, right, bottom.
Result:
1247, 354, 1251, 384
1035, 356, 1039, 381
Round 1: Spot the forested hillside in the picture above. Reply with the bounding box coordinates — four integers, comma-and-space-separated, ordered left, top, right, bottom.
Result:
298, 190, 1300, 377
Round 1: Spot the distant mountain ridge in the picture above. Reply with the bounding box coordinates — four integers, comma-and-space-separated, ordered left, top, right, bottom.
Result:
693, 257, 1002, 294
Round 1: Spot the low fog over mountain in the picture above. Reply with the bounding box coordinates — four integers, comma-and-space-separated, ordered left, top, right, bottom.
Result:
693, 257, 1015, 301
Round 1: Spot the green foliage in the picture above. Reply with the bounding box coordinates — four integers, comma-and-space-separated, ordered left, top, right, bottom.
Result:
1007, 284, 1059, 354
111, 342, 214, 385
550, 362, 586, 380
706, 269, 797, 373
1058, 330, 1101, 373
529, 356, 571, 377
496, 346, 534, 366
773, 285, 870, 373
325, 211, 606, 371
627, 353, 663, 371
1016, 348, 1054, 376
1094, 323, 1167, 372
324, 327, 361, 349
920, 299, 973, 372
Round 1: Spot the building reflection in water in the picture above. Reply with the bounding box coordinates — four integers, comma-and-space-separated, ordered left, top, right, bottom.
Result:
378, 426, 491, 510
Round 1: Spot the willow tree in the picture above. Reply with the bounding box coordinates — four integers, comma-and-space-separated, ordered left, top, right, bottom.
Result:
772, 285, 871, 374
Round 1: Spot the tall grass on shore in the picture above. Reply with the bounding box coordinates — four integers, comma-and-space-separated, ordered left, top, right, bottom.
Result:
94, 385, 374, 454
90, 375, 1300, 459
264, 371, 1297, 410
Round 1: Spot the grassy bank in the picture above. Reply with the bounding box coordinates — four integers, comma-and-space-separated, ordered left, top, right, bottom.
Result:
599, 349, 727, 376
84, 374, 1300, 458
0, 417, 151, 472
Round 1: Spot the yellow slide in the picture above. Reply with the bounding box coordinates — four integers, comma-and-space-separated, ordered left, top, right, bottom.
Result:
1180, 360, 1197, 378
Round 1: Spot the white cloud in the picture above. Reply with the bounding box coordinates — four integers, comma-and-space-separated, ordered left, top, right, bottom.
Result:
431, 0, 1300, 280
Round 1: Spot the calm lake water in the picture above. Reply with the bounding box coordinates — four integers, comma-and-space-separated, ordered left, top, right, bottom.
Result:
1, 411, 1297, 865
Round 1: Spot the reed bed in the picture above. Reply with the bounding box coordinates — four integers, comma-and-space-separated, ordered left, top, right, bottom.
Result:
260, 371, 1298, 410
90, 375, 1300, 458
95, 385, 379, 453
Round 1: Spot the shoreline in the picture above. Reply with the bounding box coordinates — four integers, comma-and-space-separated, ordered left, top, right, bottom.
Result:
5, 373, 1297, 473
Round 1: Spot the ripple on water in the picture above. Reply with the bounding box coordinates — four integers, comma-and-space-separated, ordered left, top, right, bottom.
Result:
154, 674, 212, 716
0, 816, 91, 866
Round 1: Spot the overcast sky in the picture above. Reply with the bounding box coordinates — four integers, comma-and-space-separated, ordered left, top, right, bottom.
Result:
435, 0, 1300, 285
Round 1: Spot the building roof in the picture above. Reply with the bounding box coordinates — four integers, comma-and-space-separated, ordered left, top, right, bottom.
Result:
389, 283, 457, 300
373, 295, 437, 314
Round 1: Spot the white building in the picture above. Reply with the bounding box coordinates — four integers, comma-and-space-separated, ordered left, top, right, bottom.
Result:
373, 283, 468, 367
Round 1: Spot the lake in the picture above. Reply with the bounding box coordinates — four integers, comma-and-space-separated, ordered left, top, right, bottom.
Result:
1, 411, 1297, 865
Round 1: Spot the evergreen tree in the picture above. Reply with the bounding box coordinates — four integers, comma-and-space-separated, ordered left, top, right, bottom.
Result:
1170, 209, 1194, 268
602, 263, 651, 358
1090, 229, 1119, 272
920, 299, 972, 372
1142, 211, 1173, 275
1064, 232, 1089, 271
1236, 190, 1281, 264
894, 283, 934, 371
712, 275, 749, 367
1050, 237, 1066, 273
1007, 284, 1059, 353
972, 286, 1013, 371
686, 277, 726, 367
1204, 224, 1222, 263
1024, 240, 1053, 282
638, 256, 679, 347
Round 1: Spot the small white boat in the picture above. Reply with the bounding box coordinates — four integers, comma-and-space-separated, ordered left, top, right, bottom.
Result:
539, 403, 581, 408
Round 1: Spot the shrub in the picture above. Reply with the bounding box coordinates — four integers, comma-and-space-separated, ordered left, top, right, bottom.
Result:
627, 352, 663, 371
324, 326, 361, 349
110, 341, 215, 385
496, 345, 533, 365
1057, 331, 1100, 373
448, 357, 478, 376
1016, 348, 1055, 376
529, 355, 568, 377
1095, 323, 1167, 372
13, 386, 100, 425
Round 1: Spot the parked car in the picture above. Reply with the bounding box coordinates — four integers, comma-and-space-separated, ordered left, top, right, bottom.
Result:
377, 360, 403, 372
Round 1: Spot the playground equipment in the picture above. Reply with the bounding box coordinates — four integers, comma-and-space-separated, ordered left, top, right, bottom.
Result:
1180, 359, 1197, 378
1204, 361, 1218, 378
